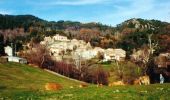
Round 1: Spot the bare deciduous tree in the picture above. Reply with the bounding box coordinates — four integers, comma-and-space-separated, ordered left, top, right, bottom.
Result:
23, 44, 51, 68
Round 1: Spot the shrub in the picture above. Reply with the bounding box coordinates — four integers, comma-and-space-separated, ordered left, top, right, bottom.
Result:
92, 66, 109, 85
45, 83, 62, 90
23, 44, 51, 68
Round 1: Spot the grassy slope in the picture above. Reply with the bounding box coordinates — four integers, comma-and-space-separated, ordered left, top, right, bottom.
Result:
0, 62, 170, 100
0, 62, 82, 99
0, 62, 81, 89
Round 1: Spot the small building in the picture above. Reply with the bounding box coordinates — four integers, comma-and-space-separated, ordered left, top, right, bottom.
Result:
81, 50, 97, 60
53, 34, 69, 41
4, 46, 27, 64
4, 56, 27, 64
4, 46, 13, 56
103, 48, 126, 62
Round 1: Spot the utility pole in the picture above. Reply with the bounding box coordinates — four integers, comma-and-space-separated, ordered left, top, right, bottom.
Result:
11, 43, 13, 56
15, 43, 16, 56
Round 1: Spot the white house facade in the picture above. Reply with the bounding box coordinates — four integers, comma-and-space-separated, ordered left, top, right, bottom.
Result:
7, 56, 27, 64
4, 46, 13, 56
103, 48, 126, 62
53, 34, 69, 41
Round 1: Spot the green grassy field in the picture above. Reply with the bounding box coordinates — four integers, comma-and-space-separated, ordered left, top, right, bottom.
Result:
0, 62, 170, 100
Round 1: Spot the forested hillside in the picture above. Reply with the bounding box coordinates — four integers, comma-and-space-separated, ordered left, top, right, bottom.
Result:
0, 14, 170, 56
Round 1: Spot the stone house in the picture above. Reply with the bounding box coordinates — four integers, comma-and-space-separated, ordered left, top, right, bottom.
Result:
103, 48, 126, 62
53, 34, 69, 41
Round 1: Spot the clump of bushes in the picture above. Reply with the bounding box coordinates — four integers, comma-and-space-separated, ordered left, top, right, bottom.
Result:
111, 61, 142, 84
92, 66, 109, 85
45, 61, 109, 85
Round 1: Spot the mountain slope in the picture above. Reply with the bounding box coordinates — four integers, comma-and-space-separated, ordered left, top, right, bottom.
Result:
115, 18, 170, 55
0, 14, 112, 31
0, 14, 46, 30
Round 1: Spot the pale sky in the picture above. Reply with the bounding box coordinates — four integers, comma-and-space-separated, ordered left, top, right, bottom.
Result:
0, 0, 170, 26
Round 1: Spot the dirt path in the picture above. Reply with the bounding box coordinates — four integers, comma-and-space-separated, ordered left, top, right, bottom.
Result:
44, 69, 86, 83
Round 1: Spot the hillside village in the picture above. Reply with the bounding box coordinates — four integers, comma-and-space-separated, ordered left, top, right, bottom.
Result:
40, 34, 126, 62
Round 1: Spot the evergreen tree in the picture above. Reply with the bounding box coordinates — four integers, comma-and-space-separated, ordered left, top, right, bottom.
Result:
0, 34, 5, 56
